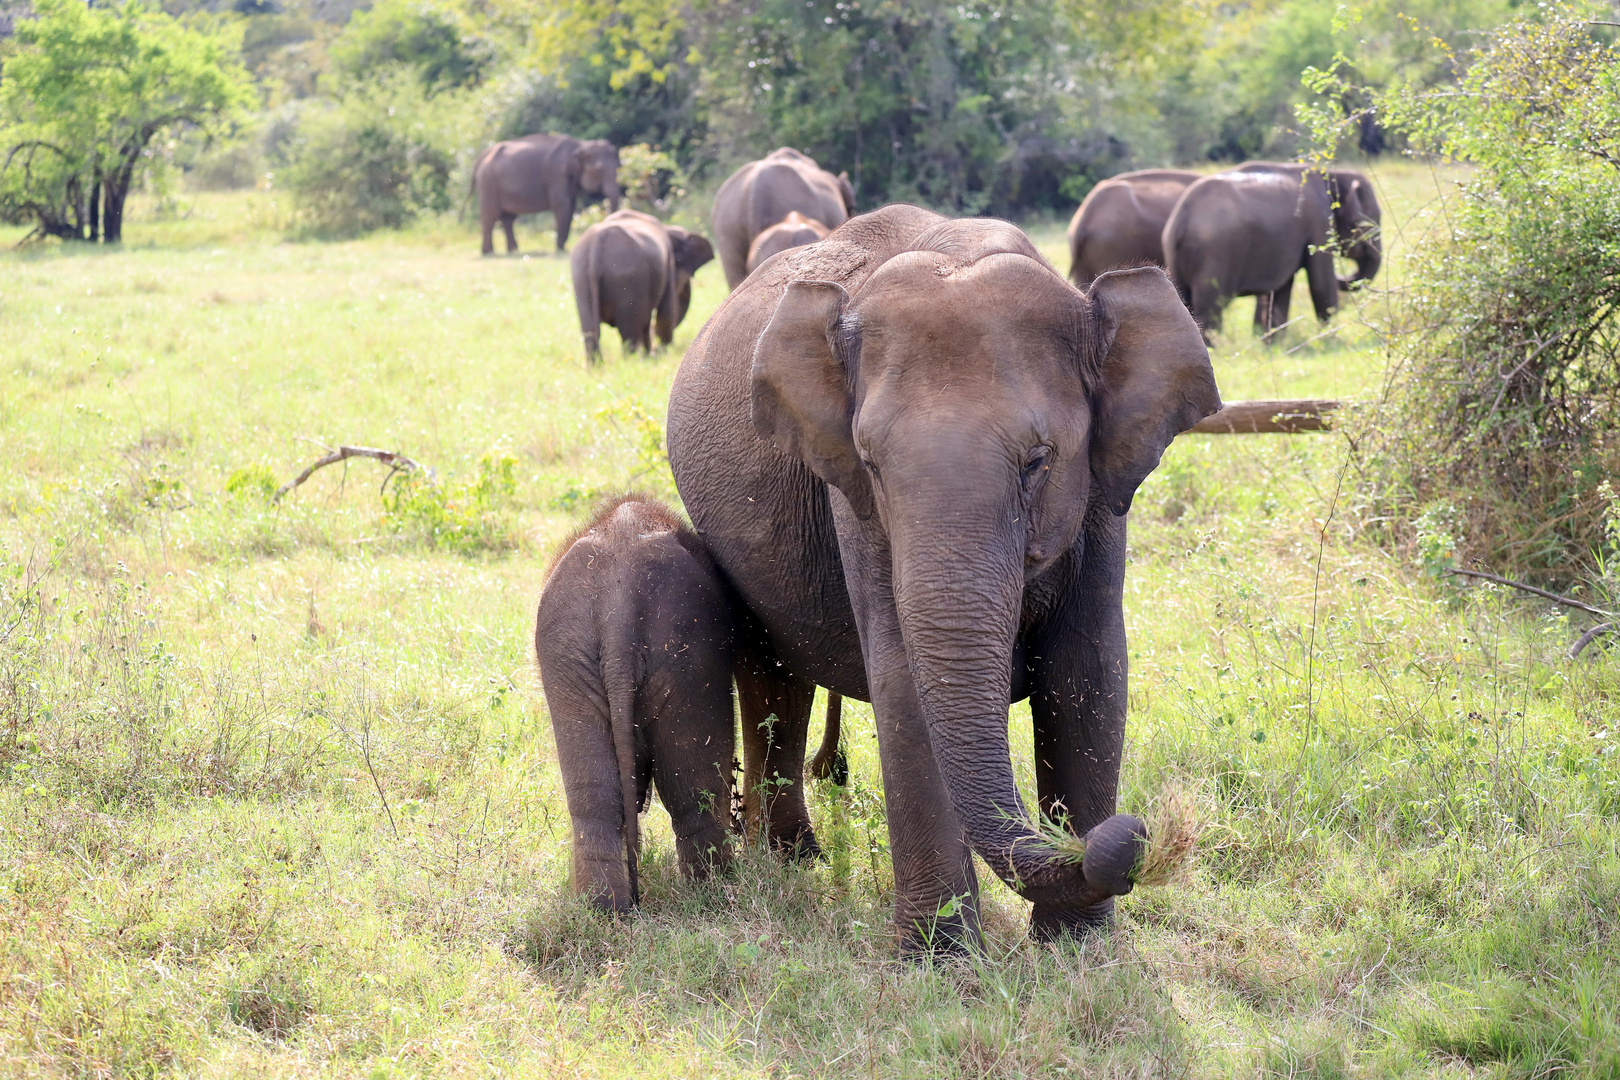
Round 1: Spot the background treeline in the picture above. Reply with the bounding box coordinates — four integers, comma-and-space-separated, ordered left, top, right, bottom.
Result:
1, 0, 1527, 237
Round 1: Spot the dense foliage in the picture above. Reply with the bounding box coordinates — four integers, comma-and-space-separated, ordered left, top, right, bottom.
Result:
0, 0, 251, 242
1306, 13, 1620, 586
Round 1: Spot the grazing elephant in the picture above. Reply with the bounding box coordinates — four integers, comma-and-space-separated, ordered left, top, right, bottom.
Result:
571, 209, 714, 361
746, 212, 832, 276
473, 133, 622, 255
1066, 169, 1201, 288
1162, 161, 1381, 339
666, 205, 1222, 953
535, 496, 736, 912
712, 149, 856, 289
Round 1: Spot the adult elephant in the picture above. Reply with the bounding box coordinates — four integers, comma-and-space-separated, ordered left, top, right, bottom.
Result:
1066, 169, 1200, 288
570, 209, 713, 361
666, 205, 1221, 953
711, 149, 856, 289
1162, 161, 1381, 339
473, 134, 622, 256
746, 212, 832, 276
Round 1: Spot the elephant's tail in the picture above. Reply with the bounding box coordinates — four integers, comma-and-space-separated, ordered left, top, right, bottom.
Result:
601, 641, 640, 907
572, 236, 602, 362
808, 691, 848, 785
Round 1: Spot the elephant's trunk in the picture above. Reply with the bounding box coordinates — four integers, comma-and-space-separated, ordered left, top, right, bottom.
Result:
1342, 236, 1381, 288
885, 473, 1131, 907
606, 177, 623, 213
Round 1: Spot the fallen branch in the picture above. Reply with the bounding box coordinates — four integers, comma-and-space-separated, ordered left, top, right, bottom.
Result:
1444, 567, 1614, 619
1189, 399, 1339, 434
274, 445, 431, 502
1568, 622, 1615, 660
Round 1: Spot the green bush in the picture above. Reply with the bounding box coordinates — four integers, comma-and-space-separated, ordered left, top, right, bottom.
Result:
381, 452, 518, 555
328, 0, 493, 93
1305, 12, 1620, 587
277, 72, 459, 236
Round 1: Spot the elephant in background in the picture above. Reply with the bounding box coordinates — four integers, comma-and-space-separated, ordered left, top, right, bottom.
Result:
474, 133, 622, 255
746, 212, 832, 276
535, 496, 736, 912
712, 149, 855, 289
1066, 169, 1200, 288
571, 209, 714, 361
667, 205, 1221, 953
1163, 161, 1381, 339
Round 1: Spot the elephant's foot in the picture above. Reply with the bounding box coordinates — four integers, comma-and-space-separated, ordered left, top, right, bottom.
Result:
896, 902, 982, 958
769, 822, 822, 863
1029, 896, 1115, 942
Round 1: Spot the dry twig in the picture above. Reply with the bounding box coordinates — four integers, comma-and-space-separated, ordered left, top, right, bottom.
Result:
273, 445, 431, 502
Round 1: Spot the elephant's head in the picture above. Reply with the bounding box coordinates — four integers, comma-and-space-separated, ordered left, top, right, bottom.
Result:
1331, 170, 1381, 289
573, 140, 623, 211
750, 220, 1220, 904
667, 226, 715, 325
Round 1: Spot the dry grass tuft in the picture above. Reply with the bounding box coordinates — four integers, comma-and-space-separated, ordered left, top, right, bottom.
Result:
1132, 783, 1204, 887
1030, 783, 1202, 887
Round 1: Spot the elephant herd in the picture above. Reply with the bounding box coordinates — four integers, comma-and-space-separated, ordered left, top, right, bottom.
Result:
512, 133, 1382, 954
474, 137, 856, 362
1068, 162, 1382, 339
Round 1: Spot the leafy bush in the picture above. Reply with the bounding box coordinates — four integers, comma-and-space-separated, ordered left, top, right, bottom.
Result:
382, 452, 518, 554
328, 0, 494, 93
277, 72, 459, 236
1305, 13, 1620, 587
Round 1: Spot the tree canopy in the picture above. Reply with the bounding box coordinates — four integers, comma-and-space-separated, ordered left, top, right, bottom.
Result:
0, 0, 252, 242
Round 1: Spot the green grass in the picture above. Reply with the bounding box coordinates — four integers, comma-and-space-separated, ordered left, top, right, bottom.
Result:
2, 163, 1617, 1077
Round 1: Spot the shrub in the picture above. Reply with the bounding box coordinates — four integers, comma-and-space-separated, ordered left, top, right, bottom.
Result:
1305, 12, 1620, 588
381, 452, 518, 554
277, 72, 459, 237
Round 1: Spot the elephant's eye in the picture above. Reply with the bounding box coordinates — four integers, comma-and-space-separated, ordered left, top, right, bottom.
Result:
861, 455, 880, 481
1020, 449, 1050, 497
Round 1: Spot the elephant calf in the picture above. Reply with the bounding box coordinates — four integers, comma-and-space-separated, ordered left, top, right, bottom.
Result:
535, 496, 737, 912
745, 211, 831, 276
570, 209, 714, 362
712, 148, 856, 289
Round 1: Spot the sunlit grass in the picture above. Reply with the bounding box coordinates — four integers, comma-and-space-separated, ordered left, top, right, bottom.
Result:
2, 163, 1616, 1077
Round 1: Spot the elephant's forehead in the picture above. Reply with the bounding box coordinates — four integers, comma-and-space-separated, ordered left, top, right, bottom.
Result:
853, 252, 1081, 338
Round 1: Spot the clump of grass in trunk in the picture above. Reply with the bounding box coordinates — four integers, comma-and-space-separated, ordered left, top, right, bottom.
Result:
1033, 782, 1204, 886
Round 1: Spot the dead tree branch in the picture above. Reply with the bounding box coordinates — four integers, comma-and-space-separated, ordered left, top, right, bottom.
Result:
1444, 567, 1614, 618
1568, 622, 1616, 659
1190, 399, 1340, 434
274, 445, 431, 502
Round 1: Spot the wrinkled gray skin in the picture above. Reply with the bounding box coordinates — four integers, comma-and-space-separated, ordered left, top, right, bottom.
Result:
1066, 170, 1200, 288
571, 209, 715, 362
535, 497, 736, 913
712, 149, 856, 289
474, 133, 622, 255
667, 205, 1222, 953
746, 212, 832, 276
1163, 162, 1382, 340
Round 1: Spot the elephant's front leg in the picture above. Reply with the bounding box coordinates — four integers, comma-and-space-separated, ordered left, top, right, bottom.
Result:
735, 649, 820, 859
1027, 502, 1130, 941
832, 502, 981, 955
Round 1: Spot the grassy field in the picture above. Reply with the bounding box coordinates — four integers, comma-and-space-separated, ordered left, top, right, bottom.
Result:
2, 163, 1617, 1078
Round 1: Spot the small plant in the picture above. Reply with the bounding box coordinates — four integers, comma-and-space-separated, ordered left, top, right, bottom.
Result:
224, 464, 278, 502
382, 451, 518, 554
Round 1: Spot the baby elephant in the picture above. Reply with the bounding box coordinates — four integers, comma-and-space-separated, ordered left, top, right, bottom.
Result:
744, 211, 831, 275
570, 209, 714, 362
535, 496, 737, 911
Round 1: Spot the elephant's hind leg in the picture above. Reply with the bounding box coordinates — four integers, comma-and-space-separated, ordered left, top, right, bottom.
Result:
501, 213, 519, 254
735, 651, 820, 860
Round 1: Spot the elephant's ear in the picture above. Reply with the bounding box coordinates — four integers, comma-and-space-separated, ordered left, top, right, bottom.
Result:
751, 281, 874, 519
836, 172, 856, 215
1088, 267, 1222, 516
668, 227, 715, 274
